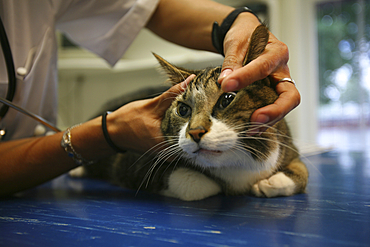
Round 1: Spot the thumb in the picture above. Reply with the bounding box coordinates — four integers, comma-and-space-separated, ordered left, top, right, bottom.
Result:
155, 74, 195, 112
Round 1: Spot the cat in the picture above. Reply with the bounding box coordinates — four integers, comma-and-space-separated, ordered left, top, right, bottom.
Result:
70, 25, 308, 201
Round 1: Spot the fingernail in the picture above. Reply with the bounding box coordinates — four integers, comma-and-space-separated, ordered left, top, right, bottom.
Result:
181, 74, 195, 88
222, 79, 239, 92
255, 114, 269, 136
258, 127, 268, 136
219, 69, 233, 79
255, 114, 269, 124
247, 114, 269, 136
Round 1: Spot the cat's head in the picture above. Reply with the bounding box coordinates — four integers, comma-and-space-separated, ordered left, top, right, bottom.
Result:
157, 25, 282, 171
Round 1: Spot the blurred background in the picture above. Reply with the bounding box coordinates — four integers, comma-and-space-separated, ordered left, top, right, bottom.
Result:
57, 0, 370, 155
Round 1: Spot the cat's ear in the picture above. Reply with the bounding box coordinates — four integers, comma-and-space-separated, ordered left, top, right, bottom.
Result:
153, 53, 196, 85
243, 25, 269, 66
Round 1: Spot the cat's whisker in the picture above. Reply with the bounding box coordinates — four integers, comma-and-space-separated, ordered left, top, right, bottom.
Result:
237, 145, 266, 160
139, 143, 182, 189
142, 150, 183, 190
163, 91, 182, 98
229, 145, 255, 164
233, 122, 296, 141
239, 135, 298, 155
237, 132, 317, 173
151, 148, 185, 184
173, 67, 187, 82
242, 126, 320, 169
234, 141, 269, 161
232, 121, 282, 132
127, 139, 178, 170
239, 133, 292, 148
155, 144, 182, 165
152, 143, 180, 165
152, 135, 180, 139
132, 136, 181, 190
232, 122, 298, 158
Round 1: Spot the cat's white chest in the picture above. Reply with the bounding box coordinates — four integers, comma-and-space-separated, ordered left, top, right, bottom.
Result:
210, 147, 280, 192
162, 148, 280, 200
211, 164, 274, 193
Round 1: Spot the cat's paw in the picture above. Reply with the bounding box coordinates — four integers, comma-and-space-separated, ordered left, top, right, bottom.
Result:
251, 172, 296, 198
69, 166, 87, 178
161, 167, 222, 201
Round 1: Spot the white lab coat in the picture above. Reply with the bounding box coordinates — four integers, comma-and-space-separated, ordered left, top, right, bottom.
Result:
0, 0, 159, 140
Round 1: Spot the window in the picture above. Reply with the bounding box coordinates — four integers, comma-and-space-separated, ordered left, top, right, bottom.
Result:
317, 0, 370, 151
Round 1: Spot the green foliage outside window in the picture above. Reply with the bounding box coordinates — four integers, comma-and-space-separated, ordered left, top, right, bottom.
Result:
317, 0, 370, 106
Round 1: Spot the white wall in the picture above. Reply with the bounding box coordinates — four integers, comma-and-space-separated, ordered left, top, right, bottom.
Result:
58, 30, 223, 127
268, 0, 320, 150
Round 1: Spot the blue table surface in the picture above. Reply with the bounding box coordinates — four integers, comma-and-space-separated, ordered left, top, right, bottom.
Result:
1, 151, 369, 247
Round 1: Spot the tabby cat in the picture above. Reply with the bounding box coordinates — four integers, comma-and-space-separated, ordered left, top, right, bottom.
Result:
71, 25, 308, 201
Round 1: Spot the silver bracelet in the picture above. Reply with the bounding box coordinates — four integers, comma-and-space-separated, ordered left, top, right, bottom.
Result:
61, 124, 95, 166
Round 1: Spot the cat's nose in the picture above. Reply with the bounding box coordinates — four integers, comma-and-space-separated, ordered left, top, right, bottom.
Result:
188, 127, 207, 143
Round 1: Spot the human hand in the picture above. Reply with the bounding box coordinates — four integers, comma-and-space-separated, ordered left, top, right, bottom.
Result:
218, 12, 301, 134
107, 75, 195, 154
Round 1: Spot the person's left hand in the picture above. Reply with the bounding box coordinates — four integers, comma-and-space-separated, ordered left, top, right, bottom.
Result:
218, 12, 301, 134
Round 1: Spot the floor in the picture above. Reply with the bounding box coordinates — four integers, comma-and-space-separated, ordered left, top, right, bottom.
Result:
0, 151, 369, 247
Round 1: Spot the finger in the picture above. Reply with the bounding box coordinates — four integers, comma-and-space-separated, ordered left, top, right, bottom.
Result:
218, 12, 262, 84
250, 82, 301, 134
155, 74, 195, 112
221, 40, 289, 92
218, 34, 251, 86
219, 42, 249, 82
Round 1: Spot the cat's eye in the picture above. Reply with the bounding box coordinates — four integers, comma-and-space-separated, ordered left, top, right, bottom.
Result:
219, 93, 236, 109
177, 103, 192, 118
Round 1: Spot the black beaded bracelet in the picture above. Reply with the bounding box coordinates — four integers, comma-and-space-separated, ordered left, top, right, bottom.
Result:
212, 7, 261, 56
102, 111, 126, 153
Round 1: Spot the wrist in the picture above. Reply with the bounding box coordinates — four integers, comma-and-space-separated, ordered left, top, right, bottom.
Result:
212, 7, 261, 56
102, 112, 126, 153
62, 118, 117, 163
232, 11, 262, 31
61, 125, 96, 166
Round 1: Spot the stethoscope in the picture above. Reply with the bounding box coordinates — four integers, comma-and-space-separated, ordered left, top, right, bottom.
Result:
0, 16, 60, 140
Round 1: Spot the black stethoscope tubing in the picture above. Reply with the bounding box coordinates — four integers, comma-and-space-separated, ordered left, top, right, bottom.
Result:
0, 15, 60, 134
0, 15, 16, 120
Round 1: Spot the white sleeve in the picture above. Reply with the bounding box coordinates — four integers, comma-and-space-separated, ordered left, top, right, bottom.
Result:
56, 0, 160, 66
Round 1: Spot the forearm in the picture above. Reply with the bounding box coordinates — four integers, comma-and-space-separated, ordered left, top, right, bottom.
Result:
0, 117, 115, 197
147, 0, 233, 52
0, 79, 191, 197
